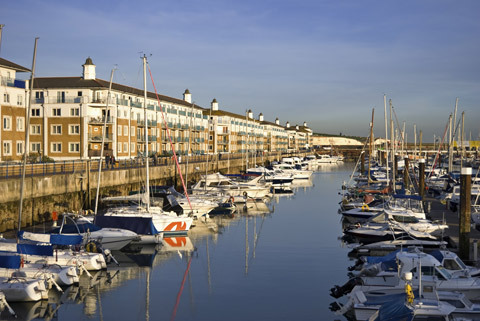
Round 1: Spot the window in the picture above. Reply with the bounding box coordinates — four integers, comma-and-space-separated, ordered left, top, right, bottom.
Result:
124, 142, 128, 153
124, 125, 128, 136
52, 125, 62, 134
69, 124, 80, 135
53, 108, 61, 116
16, 117, 25, 131
3, 93, 10, 103
51, 143, 62, 153
17, 94, 23, 106
31, 108, 40, 117
131, 143, 135, 153
70, 108, 79, 116
16, 141, 24, 155
31, 125, 41, 135
3, 116, 11, 130
117, 143, 122, 153
77, 91, 82, 97
3, 141, 12, 155
57, 91, 65, 103
69, 143, 80, 153
31, 143, 41, 153
131, 126, 135, 136
117, 125, 122, 136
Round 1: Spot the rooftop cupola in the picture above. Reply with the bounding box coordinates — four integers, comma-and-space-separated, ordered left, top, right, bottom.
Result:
286, 121, 290, 128
296, 125, 299, 130
303, 121, 307, 127
183, 89, 192, 103
247, 109, 253, 119
259, 113, 264, 122
275, 118, 280, 125
82, 57, 96, 80
211, 98, 218, 111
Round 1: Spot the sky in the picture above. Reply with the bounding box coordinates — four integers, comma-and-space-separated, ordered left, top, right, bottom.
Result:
1, 0, 479, 142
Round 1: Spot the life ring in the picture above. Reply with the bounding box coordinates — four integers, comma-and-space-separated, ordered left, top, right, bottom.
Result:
229, 196, 235, 203
361, 204, 370, 211
85, 241, 97, 253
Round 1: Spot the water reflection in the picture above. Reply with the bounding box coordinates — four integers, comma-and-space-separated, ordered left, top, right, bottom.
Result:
10, 163, 355, 321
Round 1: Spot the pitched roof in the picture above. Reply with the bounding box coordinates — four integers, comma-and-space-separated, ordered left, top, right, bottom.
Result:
32, 76, 206, 110
0, 57, 31, 72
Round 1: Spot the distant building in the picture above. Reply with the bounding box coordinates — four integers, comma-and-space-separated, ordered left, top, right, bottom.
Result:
311, 135, 363, 148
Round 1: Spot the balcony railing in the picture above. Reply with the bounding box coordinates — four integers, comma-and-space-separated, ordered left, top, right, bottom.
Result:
88, 116, 114, 124
88, 133, 113, 141
1, 77, 26, 89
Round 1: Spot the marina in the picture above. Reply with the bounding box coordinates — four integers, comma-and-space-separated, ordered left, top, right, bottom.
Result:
0, 162, 354, 321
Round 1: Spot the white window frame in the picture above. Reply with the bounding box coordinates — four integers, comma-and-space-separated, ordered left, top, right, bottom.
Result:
31, 108, 40, 117
124, 142, 128, 153
16, 141, 24, 155
131, 126, 135, 136
69, 124, 80, 135
31, 142, 41, 153
124, 125, 128, 136
17, 94, 23, 106
30, 124, 41, 135
53, 108, 61, 116
51, 124, 62, 135
118, 142, 122, 153
3, 141, 12, 156
51, 142, 62, 153
16, 117, 25, 132
117, 125, 122, 136
3, 116, 12, 131
70, 107, 80, 116
131, 143, 135, 153
69, 142, 80, 153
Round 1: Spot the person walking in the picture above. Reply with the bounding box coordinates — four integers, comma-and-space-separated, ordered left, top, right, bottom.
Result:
111, 155, 116, 169
105, 153, 111, 170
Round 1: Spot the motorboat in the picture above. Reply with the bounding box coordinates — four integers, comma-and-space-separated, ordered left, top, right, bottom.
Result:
246, 167, 294, 187
49, 214, 140, 251
191, 172, 271, 200
271, 163, 313, 180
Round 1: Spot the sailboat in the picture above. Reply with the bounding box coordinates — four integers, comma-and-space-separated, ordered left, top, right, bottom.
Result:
98, 55, 193, 238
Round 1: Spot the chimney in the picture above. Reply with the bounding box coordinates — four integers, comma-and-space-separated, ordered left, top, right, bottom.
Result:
275, 118, 280, 125
259, 113, 264, 122
248, 109, 253, 119
286, 121, 290, 128
211, 98, 218, 111
82, 57, 96, 80
183, 89, 192, 103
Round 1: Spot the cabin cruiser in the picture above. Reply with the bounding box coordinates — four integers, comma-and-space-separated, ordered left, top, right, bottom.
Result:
191, 172, 271, 200
271, 163, 313, 180
246, 167, 294, 187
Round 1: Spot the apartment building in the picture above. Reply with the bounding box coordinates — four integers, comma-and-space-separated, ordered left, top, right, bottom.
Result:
1, 56, 310, 162
0, 58, 30, 162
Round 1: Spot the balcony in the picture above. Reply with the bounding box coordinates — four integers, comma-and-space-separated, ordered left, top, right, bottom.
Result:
117, 98, 129, 106
1, 77, 26, 89
88, 149, 113, 157
131, 101, 142, 108
88, 116, 114, 124
88, 133, 113, 142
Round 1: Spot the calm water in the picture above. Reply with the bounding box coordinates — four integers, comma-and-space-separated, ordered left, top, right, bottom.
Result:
9, 163, 355, 321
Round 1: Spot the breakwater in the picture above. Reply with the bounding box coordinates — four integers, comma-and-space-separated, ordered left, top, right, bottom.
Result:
0, 152, 310, 232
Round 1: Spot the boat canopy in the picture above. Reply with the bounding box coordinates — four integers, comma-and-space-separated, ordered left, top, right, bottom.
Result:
18, 231, 83, 245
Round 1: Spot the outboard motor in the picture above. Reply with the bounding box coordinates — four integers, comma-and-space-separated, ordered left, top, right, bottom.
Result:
329, 277, 363, 298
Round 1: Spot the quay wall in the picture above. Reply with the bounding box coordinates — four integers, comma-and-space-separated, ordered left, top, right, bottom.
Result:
0, 153, 303, 232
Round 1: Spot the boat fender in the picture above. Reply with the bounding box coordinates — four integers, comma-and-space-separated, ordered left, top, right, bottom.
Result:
229, 196, 235, 203
361, 204, 370, 211
243, 191, 248, 198
85, 241, 97, 253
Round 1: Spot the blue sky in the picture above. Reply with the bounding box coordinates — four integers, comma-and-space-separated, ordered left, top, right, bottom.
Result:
2, 0, 479, 142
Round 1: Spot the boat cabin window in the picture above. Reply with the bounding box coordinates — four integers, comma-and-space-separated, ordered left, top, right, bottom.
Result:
219, 181, 231, 186
208, 182, 218, 187
442, 258, 462, 271
443, 299, 465, 308
435, 266, 452, 280
392, 215, 418, 224
199, 182, 206, 187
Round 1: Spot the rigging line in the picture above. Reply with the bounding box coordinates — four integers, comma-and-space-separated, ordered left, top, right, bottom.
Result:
427, 117, 450, 180
146, 64, 193, 212
170, 253, 193, 321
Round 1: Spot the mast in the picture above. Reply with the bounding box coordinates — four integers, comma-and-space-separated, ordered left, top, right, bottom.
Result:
448, 114, 453, 172
94, 67, 115, 216
389, 99, 396, 193
185, 102, 194, 192
384, 94, 389, 186
246, 111, 249, 171
18, 37, 38, 234
367, 108, 374, 185
143, 55, 150, 212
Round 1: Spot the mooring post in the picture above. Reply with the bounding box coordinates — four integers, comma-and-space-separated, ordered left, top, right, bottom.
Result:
474, 239, 478, 262
418, 159, 425, 199
403, 156, 409, 190
459, 167, 472, 261
394, 154, 400, 177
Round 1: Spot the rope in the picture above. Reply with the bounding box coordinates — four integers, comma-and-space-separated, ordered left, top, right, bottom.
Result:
146, 64, 193, 213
